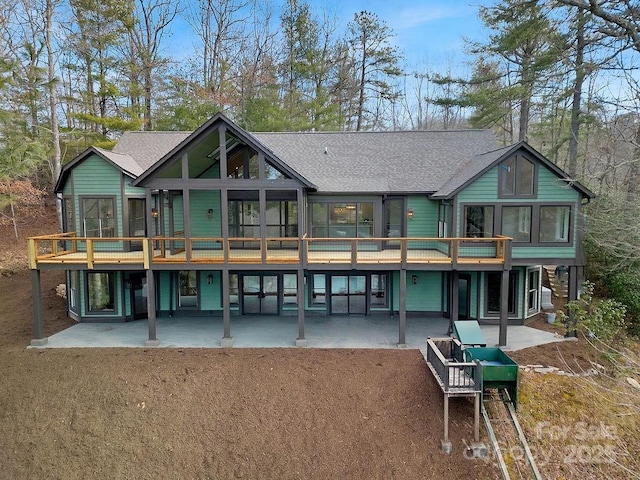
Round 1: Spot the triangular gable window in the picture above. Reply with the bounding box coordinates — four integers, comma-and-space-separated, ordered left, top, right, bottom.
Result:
265, 161, 288, 180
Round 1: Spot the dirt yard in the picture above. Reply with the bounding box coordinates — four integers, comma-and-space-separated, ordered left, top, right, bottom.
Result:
0, 264, 502, 479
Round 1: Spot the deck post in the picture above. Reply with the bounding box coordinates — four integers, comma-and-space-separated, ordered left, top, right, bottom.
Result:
474, 392, 480, 442
296, 268, 307, 347
450, 271, 459, 335
398, 269, 407, 346
30, 269, 47, 346
221, 269, 233, 347
442, 394, 452, 454
499, 268, 509, 347
145, 269, 160, 346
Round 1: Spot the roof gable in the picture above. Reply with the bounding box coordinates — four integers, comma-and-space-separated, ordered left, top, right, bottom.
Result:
132, 112, 315, 188
432, 141, 595, 200
55, 147, 141, 193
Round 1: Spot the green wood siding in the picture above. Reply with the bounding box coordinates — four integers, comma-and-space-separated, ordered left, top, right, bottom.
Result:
455, 162, 581, 258
407, 196, 438, 237
158, 271, 172, 311
70, 155, 124, 236
124, 176, 145, 196
392, 271, 443, 312
200, 271, 222, 311
189, 190, 222, 237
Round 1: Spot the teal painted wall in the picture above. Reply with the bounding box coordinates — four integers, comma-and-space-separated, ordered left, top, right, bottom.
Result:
392, 271, 443, 312
189, 190, 222, 237
69, 155, 124, 235
158, 271, 172, 311
407, 196, 438, 237
124, 176, 145, 196
200, 271, 222, 310
455, 160, 581, 258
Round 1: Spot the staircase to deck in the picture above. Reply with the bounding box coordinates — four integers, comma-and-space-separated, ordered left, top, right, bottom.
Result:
543, 265, 568, 300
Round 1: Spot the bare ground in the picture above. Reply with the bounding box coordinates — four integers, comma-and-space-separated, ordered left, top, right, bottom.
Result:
0, 201, 500, 479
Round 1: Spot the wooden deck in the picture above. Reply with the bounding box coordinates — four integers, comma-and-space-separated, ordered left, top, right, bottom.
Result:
27, 234, 510, 269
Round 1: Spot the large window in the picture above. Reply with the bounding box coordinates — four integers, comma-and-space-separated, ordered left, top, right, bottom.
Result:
311, 274, 326, 305
178, 271, 198, 308
501, 206, 531, 242
464, 206, 494, 238
487, 271, 517, 315
385, 198, 404, 237
82, 197, 115, 237
266, 200, 298, 237
499, 155, 535, 197
228, 200, 260, 237
370, 274, 388, 307
87, 272, 115, 312
539, 206, 570, 243
311, 202, 374, 238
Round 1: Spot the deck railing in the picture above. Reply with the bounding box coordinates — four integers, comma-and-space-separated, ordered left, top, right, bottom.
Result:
426, 338, 482, 394
28, 234, 510, 269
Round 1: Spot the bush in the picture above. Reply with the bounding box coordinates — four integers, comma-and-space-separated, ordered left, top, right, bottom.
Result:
557, 281, 627, 344
606, 271, 640, 337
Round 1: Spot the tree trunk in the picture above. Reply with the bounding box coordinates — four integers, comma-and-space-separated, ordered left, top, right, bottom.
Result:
568, 9, 586, 178
45, 0, 63, 229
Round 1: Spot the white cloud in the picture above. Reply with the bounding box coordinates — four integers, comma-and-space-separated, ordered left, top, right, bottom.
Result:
391, 5, 469, 30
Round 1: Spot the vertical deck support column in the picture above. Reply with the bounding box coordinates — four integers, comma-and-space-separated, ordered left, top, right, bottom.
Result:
442, 394, 452, 454
30, 269, 47, 346
398, 269, 407, 347
222, 269, 233, 347
450, 271, 459, 335
145, 269, 160, 346
499, 268, 509, 347
296, 269, 307, 347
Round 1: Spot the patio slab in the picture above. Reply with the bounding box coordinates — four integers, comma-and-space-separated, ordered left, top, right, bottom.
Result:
30, 315, 566, 354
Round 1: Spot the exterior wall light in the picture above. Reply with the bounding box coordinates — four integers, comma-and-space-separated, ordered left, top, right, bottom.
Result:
207, 274, 214, 285
151, 207, 159, 218
407, 209, 414, 219
207, 208, 214, 219
412, 275, 418, 285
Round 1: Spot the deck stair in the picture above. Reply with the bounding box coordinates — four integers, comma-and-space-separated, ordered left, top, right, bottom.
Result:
544, 265, 568, 299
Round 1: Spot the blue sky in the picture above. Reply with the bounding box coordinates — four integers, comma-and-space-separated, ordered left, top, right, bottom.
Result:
168, 0, 491, 76
314, 0, 491, 72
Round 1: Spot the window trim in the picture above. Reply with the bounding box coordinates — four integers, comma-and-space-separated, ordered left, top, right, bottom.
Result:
85, 271, 116, 314
80, 195, 117, 238
485, 271, 518, 317
498, 154, 538, 199
501, 205, 532, 243
462, 204, 495, 238
177, 270, 199, 309
538, 204, 572, 245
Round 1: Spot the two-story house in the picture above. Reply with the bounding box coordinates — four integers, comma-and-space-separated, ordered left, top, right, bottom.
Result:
28, 113, 594, 347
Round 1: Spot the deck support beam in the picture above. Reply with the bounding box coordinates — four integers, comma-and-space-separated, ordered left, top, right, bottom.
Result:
449, 271, 459, 335
441, 394, 452, 453
398, 269, 407, 347
296, 269, 307, 347
222, 269, 233, 347
499, 268, 509, 347
30, 269, 47, 346
145, 269, 159, 346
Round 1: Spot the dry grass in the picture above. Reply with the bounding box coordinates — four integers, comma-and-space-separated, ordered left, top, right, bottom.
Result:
516, 339, 640, 479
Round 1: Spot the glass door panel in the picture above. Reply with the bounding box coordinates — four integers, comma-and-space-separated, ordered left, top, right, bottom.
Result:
331, 276, 349, 314
242, 275, 261, 314
262, 275, 278, 314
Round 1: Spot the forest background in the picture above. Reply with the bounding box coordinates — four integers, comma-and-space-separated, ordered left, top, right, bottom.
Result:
2, 0, 640, 335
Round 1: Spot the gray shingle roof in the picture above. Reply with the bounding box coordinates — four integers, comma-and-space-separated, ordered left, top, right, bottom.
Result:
112, 131, 190, 170
253, 130, 499, 193
109, 128, 501, 194
432, 145, 513, 198
93, 147, 144, 178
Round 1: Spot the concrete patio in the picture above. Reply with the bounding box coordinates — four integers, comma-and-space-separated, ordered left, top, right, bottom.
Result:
30, 315, 567, 354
